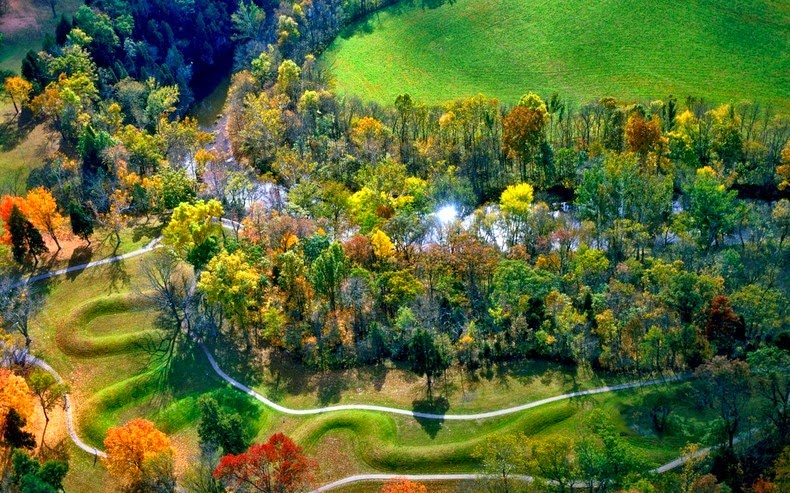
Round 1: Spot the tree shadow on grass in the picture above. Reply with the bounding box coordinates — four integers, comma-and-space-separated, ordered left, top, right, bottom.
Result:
210, 339, 266, 388
0, 112, 35, 152
411, 396, 449, 439
66, 246, 93, 281
132, 221, 163, 243
317, 372, 350, 406
105, 257, 130, 292
265, 350, 309, 401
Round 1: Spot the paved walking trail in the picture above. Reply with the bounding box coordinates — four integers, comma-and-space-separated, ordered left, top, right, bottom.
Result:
5, 235, 715, 492
10, 237, 162, 289
201, 342, 686, 419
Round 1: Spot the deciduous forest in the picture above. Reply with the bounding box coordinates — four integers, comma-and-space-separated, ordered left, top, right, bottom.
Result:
0, 1, 788, 492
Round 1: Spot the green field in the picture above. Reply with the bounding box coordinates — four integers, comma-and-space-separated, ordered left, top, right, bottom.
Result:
322, 0, 790, 107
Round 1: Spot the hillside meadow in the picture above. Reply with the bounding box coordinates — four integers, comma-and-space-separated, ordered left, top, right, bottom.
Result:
323, 0, 790, 107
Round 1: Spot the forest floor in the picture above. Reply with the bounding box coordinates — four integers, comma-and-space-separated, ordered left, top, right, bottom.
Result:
0, 0, 84, 191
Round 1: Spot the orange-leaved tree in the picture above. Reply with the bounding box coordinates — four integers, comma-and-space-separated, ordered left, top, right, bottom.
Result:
0, 368, 34, 432
25, 187, 65, 251
0, 195, 29, 245
214, 433, 316, 493
381, 478, 429, 493
103, 418, 174, 489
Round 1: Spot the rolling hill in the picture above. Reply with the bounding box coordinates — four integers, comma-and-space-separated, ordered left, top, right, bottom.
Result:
322, 0, 790, 107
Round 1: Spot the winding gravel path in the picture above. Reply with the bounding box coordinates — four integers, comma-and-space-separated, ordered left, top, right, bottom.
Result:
201, 342, 686, 419
310, 437, 730, 492
23, 353, 107, 459
6, 232, 709, 491
10, 237, 162, 289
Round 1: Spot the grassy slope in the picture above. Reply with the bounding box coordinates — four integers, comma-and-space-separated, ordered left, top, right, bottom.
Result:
0, 0, 84, 72
0, 0, 84, 189
30, 253, 267, 491
29, 246, 713, 490
323, 0, 790, 107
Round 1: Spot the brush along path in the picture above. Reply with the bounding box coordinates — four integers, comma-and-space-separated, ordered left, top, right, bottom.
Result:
311, 431, 753, 492
23, 353, 107, 459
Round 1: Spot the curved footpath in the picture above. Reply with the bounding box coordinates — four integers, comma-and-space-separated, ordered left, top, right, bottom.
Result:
10, 237, 162, 289
23, 353, 107, 459
8, 233, 709, 492
201, 343, 687, 419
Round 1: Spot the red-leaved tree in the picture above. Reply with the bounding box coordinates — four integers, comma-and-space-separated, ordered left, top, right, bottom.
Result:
213, 433, 316, 493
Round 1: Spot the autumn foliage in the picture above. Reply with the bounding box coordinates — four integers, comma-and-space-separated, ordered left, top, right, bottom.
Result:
25, 187, 65, 250
0, 195, 30, 245
102, 418, 174, 488
381, 478, 429, 493
625, 114, 665, 159
0, 369, 34, 432
214, 433, 315, 493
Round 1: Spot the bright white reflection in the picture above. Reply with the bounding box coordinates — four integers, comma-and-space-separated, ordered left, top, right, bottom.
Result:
435, 205, 458, 224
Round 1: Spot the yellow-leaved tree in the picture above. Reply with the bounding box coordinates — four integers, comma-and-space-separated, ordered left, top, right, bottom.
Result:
370, 228, 395, 260
25, 187, 65, 251
0, 368, 34, 431
163, 199, 224, 269
500, 182, 534, 247
103, 418, 174, 490
4, 76, 33, 114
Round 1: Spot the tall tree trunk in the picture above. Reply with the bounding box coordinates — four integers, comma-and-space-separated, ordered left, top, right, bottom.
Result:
50, 230, 61, 251
41, 414, 50, 448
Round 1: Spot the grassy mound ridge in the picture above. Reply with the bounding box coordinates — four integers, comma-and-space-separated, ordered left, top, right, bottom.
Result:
290, 384, 712, 475
56, 294, 158, 357
322, 0, 790, 107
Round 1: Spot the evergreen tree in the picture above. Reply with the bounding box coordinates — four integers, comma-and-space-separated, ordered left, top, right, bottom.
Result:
69, 203, 94, 245
9, 205, 47, 265
3, 409, 36, 450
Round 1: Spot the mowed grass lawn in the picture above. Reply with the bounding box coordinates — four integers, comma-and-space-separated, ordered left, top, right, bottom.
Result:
323, 0, 790, 107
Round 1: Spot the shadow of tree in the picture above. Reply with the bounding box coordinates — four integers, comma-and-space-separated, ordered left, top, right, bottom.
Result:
411, 396, 449, 439
66, 246, 93, 281
420, 0, 456, 10
0, 112, 35, 152
105, 258, 130, 292
265, 350, 309, 400
132, 221, 163, 243
210, 339, 267, 388
317, 372, 350, 406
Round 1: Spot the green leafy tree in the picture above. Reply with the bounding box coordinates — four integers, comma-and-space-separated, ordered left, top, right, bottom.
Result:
163, 199, 224, 268
746, 346, 790, 438
311, 242, 348, 311
69, 203, 94, 245
688, 166, 738, 250
473, 433, 527, 493
3, 408, 36, 450
529, 437, 576, 493
197, 395, 248, 455
11, 450, 68, 493
694, 356, 752, 448
407, 328, 449, 398
28, 369, 68, 447
231, 1, 266, 42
